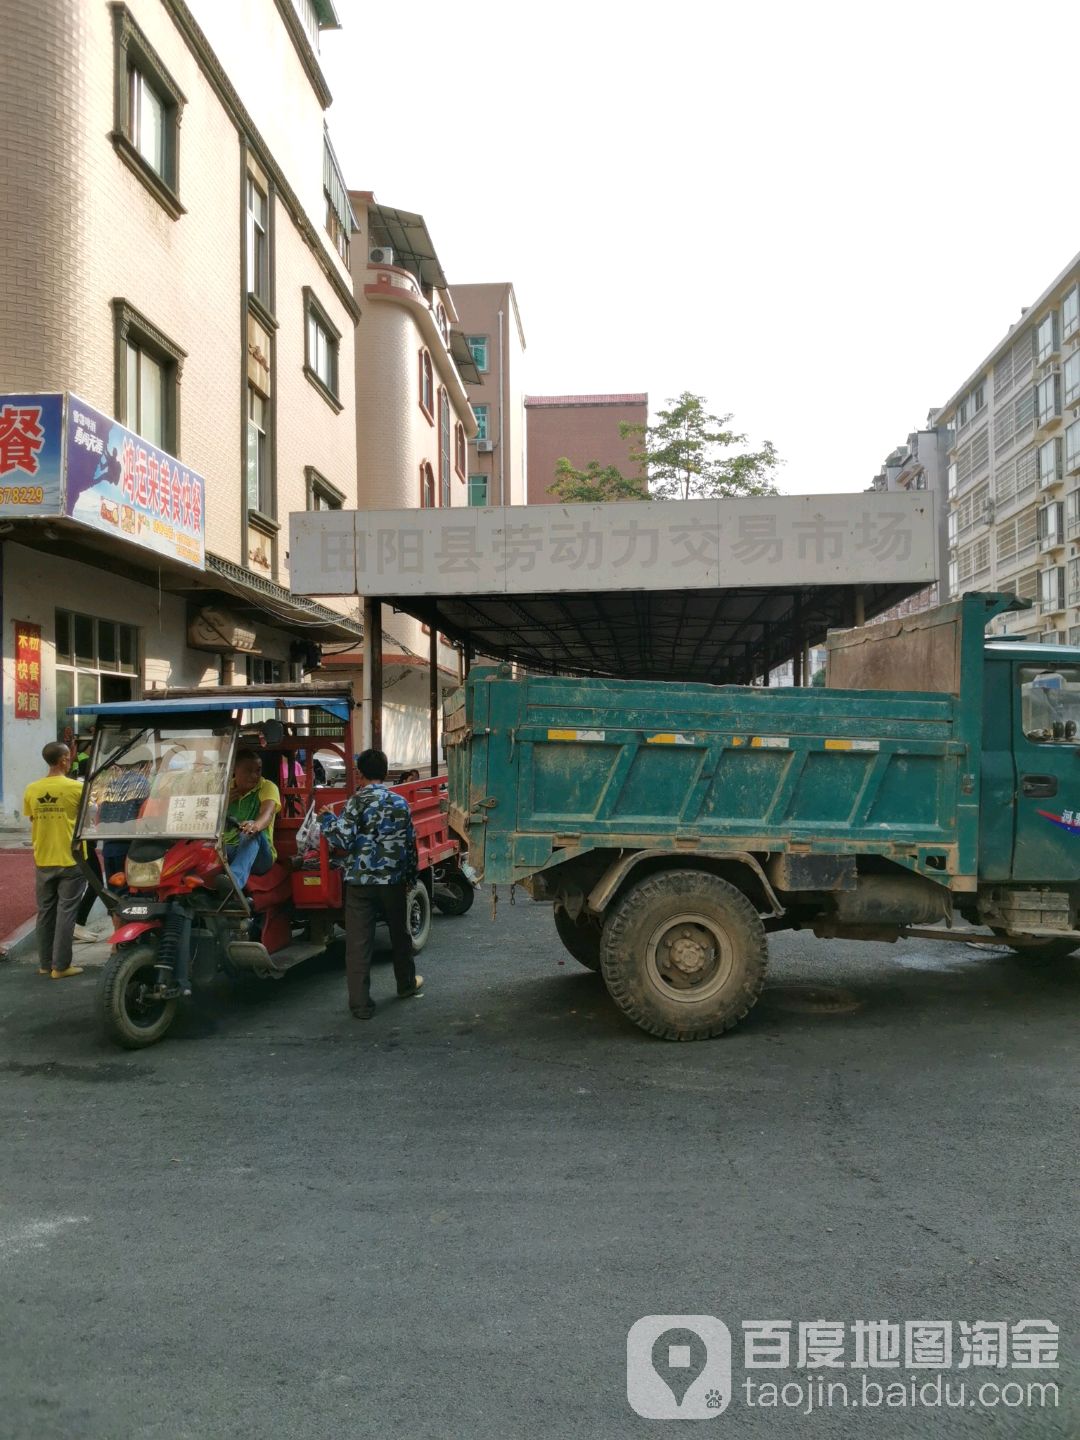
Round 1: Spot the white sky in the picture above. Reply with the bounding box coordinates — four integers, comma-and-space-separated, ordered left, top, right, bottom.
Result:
321, 0, 1080, 495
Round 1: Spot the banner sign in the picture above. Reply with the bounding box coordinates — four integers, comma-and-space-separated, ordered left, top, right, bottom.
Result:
0, 394, 64, 516
13, 621, 42, 719
289, 493, 938, 598
65, 395, 205, 570
0, 392, 206, 570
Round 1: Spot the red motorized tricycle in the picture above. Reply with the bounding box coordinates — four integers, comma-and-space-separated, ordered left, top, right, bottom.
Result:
70, 686, 472, 1048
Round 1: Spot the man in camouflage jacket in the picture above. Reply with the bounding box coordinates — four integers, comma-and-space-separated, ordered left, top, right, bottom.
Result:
319, 748, 423, 1018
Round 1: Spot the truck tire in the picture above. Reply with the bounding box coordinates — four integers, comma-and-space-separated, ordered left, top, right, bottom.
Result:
434, 875, 475, 916
553, 903, 602, 971
408, 881, 432, 954
100, 944, 178, 1049
1001, 937, 1079, 962
600, 870, 767, 1040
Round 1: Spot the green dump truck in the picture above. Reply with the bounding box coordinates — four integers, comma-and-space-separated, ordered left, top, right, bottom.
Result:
445, 592, 1080, 1041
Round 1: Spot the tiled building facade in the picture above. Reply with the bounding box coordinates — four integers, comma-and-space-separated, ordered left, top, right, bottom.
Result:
0, 0, 360, 814
524, 393, 647, 505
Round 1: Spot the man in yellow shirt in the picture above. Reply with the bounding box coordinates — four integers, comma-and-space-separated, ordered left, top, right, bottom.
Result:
222, 749, 281, 889
23, 741, 87, 979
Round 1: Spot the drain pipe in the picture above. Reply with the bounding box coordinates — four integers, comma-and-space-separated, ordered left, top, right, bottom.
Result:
497, 308, 505, 504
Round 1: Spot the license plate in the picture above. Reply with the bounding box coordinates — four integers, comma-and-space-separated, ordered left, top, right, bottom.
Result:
125, 906, 149, 917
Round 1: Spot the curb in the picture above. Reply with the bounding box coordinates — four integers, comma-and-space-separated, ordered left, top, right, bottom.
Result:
0, 917, 38, 962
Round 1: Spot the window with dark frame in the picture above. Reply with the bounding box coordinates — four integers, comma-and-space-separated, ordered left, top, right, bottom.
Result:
113, 299, 184, 454
474, 403, 489, 441
55, 609, 139, 737
305, 465, 344, 511
110, 5, 185, 218
468, 474, 488, 507
467, 335, 489, 372
247, 176, 270, 305
420, 464, 435, 508
439, 389, 451, 505
247, 386, 271, 515
419, 349, 434, 420
304, 289, 341, 408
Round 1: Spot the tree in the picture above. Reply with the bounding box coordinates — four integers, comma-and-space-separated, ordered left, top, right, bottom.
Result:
810, 667, 826, 687
547, 456, 649, 504
621, 392, 781, 501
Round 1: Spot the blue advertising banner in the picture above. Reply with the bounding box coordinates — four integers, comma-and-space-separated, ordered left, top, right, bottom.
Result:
65, 394, 205, 570
0, 393, 64, 516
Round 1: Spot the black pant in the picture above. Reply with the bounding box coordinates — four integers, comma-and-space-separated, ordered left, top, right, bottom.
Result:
344, 882, 415, 1010
76, 845, 103, 926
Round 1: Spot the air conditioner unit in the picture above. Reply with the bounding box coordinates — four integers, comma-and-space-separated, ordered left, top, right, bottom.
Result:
476, 439, 494, 453
369, 246, 394, 266
187, 607, 258, 654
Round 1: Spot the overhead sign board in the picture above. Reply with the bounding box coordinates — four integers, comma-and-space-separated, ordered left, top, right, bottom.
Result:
289, 493, 937, 598
0, 391, 206, 570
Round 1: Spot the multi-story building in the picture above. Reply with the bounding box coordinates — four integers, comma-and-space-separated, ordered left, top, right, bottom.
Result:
939, 249, 1080, 642
524, 393, 648, 505
869, 417, 951, 616
451, 284, 527, 507
317, 191, 480, 769
0, 0, 361, 818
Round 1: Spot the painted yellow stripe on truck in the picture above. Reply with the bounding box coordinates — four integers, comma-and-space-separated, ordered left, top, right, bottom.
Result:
825, 738, 880, 752
647, 733, 696, 745
547, 728, 606, 742
750, 736, 789, 749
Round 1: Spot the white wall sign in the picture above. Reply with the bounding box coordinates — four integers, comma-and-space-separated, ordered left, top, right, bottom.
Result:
289, 493, 937, 598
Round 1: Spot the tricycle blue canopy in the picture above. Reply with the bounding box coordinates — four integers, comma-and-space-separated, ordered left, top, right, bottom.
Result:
68, 696, 352, 721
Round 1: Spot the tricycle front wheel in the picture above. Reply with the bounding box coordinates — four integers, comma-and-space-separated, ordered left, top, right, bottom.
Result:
600, 870, 767, 1040
100, 944, 178, 1049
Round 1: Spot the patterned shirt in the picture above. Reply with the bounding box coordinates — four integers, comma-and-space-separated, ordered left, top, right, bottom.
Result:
319, 783, 417, 886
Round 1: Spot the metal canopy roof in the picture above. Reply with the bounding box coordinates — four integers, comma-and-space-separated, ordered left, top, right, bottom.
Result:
392, 583, 925, 683
290, 495, 938, 683
69, 694, 352, 720
367, 204, 448, 293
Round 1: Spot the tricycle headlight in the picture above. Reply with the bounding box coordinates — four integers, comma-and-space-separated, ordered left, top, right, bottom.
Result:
125, 858, 163, 889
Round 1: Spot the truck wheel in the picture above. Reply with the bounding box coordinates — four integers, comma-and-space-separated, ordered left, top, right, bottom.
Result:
1001, 937, 1078, 962
408, 882, 432, 953
600, 871, 767, 1040
100, 944, 178, 1049
434, 876, 475, 916
553, 903, 602, 971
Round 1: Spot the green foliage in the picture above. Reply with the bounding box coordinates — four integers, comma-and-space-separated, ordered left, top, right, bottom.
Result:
620, 391, 781, 501
810, 668, 826, 687
547, 456, 649, 504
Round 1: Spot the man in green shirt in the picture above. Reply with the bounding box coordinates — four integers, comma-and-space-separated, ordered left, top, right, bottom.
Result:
223, 749, 280, 889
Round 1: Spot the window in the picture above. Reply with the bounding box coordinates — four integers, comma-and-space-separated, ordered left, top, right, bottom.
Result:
1070, 558, 1080, 606
972, 384, 985, 415
247, 387, 271, 514
1037, 373, 1061, 428
246, 177, 270, 306
113, 300, 184, 453
323, 133, 352, 263
293, 0, 323, 52
305, 465, 344, 511
454, 422, 466, 477
956, 400, 967, 430
1065, 350, 1080, 408
420, 464, 435, 509
1038, 501, 1064, 549
55, 610, 138, 735
468, 474, 489, 507
247, 656, 297, 685
419, 349, 434, 420
1066, 419, 1080, 474
1039, 632, 1063, 646
1038, 437, 1062, 489
1037, 312, 1059, 366
1064, 286, 1080, 342
947, 461, 958, 497
304, 289, 341, 408
111, 6, 185, 217
474, 404, 489, 442
1068, 489, 1080, 537
439, 390, 451, 506
1039, 566, 1066, 613
467, 336, 489, 372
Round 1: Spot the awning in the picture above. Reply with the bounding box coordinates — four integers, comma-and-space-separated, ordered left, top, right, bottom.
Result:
202, 554, 362, 643
367, 204, 449, 292
70, 690, 353, 721
450, 330, 482, 386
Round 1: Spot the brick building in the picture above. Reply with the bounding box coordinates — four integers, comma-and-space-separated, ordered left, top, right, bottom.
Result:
525, 393, 648, 505
451, 284, 528, 507
0, 0, 360, 816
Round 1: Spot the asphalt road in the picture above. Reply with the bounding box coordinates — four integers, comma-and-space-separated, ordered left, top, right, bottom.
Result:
1, 899, 1077, 1439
